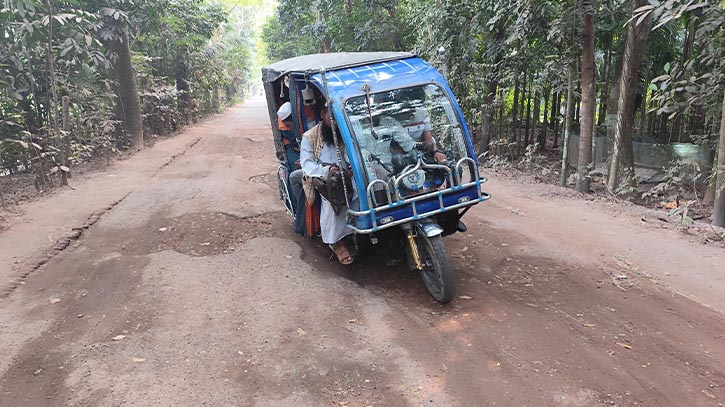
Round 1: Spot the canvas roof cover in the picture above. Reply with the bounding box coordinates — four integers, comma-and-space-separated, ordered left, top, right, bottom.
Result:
261, 52, 415, 83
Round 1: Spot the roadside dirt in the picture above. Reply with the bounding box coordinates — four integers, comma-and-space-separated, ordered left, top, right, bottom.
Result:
1, 96, 724, 407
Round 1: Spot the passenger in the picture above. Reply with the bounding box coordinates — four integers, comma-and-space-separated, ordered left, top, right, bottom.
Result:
277, 102, 300, 172
300, 104, 353, 265
287, 168, 306, 235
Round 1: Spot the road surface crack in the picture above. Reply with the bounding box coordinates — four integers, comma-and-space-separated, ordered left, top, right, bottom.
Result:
0, 194, 129, 299
152, 137, 202, 177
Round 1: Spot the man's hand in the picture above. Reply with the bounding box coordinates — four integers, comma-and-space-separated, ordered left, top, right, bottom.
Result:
327, 165, 340, 177
433, 151, 448, 163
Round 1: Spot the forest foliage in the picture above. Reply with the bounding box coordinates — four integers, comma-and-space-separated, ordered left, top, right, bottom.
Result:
0, 0, 264, 189
262, 0, 725, 225
1, 0, 724, 225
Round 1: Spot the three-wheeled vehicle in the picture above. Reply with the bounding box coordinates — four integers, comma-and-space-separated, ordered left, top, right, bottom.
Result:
262, 52, 491, 303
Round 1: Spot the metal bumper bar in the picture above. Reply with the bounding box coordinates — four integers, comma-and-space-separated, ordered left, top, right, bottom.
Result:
348, 157, 491, 234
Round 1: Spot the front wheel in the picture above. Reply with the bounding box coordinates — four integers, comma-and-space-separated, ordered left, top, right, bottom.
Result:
416, 233, 455, 303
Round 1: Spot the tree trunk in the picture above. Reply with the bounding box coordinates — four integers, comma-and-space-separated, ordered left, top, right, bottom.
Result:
553, 91, 561, 148
561, 65, 575, 187
638, 60, 650, 136
497, 89, 505, 141
519, 72, 528, 151
597, 42, 613, 126
713, 91, 725, 227
577, 1, 596, 193
0, 182, 6, 208
606, 51, 624, 155
608, 0, 651, 192
540, 88, 550, 149
525, 79, 533, 146
61, 95, 70, 183
111, 21, 144, 150
479, 80, 499, 155
672, 18, 698, 142
478, 21, 506, 155
318, 11, 331, 52
704, 152, 717, 205
46, 0, 60, 187
212, 87, 220, 113
176, 51, 192, 124
532, 90, 541, 149
511, 73, 520, 145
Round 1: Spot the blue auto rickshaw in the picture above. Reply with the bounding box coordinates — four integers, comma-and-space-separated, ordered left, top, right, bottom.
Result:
262, 52, 491, 303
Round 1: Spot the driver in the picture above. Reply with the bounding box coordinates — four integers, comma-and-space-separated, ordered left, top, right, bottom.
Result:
399, 87, 448, 164
358, 115, 418, 181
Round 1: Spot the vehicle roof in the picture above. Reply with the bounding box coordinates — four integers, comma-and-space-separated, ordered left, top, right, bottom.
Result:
307, 56, 440, 101
261, 52, 415, 83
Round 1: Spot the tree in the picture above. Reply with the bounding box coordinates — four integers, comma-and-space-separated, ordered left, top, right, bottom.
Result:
714, 90, 725, 227
607, 0, 652, 192
103, 14, 144, 150
577, 0, 596, 193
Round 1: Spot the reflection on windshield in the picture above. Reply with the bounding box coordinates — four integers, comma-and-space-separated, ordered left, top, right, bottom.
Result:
344, 84, 468, 200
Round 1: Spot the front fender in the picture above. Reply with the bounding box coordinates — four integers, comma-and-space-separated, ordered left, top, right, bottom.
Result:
413, 219, 444, 237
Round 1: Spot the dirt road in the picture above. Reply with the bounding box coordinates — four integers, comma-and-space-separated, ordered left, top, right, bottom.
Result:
1, 96, 724, 407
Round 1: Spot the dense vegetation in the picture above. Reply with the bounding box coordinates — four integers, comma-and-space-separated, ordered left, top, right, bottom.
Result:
0, 0, 263, 192
1, 0, 723, 227
263, 0, 725, 226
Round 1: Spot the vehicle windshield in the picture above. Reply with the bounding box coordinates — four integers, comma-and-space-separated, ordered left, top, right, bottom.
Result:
344, 84, 469, 199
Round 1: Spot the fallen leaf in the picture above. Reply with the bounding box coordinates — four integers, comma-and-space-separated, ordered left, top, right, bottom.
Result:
616, 342, 632, 350
297, 328, 306, 336
132, 357, 146, 363
50, 298, 61, 304
111, 335, 126, 341
459, 295, 473, 300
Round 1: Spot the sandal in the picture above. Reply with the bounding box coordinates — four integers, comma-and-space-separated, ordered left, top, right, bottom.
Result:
330, 242, 354, 265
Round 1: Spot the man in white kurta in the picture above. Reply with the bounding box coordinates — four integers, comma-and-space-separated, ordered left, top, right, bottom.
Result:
300, 107, 351, 251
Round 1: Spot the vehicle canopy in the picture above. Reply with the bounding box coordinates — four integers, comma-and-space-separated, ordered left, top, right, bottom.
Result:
262, 52, 486, 232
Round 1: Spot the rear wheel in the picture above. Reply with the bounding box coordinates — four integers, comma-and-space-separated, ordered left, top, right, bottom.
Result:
417, 233, 454, 303
276, 166, 294, 218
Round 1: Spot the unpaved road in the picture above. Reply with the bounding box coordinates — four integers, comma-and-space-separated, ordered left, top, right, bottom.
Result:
1, 96, 725, 407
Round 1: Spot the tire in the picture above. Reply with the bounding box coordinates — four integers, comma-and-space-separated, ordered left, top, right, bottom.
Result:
416, 233, 455, 303
276, 167, 294, 218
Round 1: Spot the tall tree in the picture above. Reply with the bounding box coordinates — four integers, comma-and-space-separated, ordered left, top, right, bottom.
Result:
714, 90, 725, 227
607, 0, 652, 192
107, 18, 144, 150
577, 0, 596, 193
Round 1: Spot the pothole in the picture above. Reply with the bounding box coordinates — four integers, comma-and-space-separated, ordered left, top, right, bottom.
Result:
101, 211, 287, 257
156, 211, 284, 256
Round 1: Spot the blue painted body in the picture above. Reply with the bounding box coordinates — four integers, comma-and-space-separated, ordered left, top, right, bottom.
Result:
287, 57, 482, 231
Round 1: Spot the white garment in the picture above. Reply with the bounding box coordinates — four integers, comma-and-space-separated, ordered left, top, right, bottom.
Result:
404, 108, 432, 141
300, 135, 352, 245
